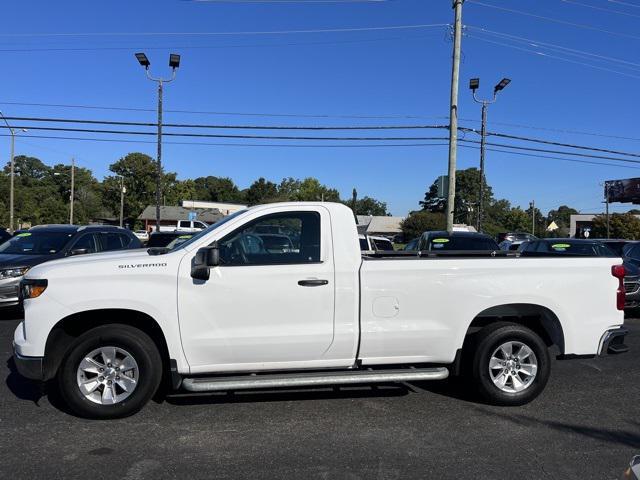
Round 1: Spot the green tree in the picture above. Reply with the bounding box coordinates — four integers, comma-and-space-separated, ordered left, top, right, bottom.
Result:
102, 152, 177, 222
400, 211, 446, 240
591, 213, 640, 239
502, 207, 531, 233
547, 205, 578, 237
192, 176, 243, 202
244, 177, 279, 205
349, 196, 389, 216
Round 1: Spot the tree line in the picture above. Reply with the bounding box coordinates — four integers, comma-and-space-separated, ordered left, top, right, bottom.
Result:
0, 152, 389, 229
400, 168, 640, 240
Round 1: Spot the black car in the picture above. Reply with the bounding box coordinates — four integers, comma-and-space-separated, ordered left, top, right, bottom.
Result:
0, 224, 141, 307
147, 231, 194, 248
417, 231, 500, 251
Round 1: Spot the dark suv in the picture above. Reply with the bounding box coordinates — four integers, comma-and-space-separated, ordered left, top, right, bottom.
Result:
0, 224, 141, 307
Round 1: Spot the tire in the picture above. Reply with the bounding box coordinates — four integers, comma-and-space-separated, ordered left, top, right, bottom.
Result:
56, 324, 162, 419
470, 322, 550, 406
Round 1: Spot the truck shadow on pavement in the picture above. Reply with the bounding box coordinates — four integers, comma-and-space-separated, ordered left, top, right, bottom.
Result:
165, 383, 411, 406
473, 405, 640, 449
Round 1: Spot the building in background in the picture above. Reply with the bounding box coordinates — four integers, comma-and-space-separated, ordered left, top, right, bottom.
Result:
181, 200, 247, 216
356, 215, 405, 239
138, 205, 224, 232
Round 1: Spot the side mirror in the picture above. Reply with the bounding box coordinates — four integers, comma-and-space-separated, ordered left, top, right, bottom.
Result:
190, 243, 220, 281
69, 248, 89, 256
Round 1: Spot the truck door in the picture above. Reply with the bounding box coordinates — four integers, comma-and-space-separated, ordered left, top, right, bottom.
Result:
177, 207, 337, 373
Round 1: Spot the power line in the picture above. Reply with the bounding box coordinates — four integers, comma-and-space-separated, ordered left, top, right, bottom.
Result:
460, 138, 640, 165
0, 23, 448, 38
468, 1, 640, 41
0, 115, 449, 131
559, 0, 640, 18
0, 100, 439, 119
6, 119, 640, 161
484, 130, 640, 159
190, 0, 386, 3
0, 32, 441, 53
608, 0, 640, 8
0, 124, 450, 141
0, 133, 450, 148
459, 144, 640, 170
466, 34, 640, 80
466, 25, 640, 71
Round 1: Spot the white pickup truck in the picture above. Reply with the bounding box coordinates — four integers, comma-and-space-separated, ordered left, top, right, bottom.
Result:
13, 202, 629, 418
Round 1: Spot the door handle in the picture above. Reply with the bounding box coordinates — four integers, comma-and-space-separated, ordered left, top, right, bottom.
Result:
298, 279, 329, 287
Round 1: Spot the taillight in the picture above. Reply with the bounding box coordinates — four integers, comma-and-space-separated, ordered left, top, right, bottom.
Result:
612, 265, 626, 311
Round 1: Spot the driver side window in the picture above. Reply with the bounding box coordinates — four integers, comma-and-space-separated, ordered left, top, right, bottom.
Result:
218, 211, 321, 266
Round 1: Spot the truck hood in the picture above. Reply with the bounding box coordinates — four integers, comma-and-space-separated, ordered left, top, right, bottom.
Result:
24, 248, 180, 279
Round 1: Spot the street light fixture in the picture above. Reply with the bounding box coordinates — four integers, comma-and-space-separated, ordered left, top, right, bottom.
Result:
134, 52, 181, 231
0, 111, 27, 234
469, 76, 512, 232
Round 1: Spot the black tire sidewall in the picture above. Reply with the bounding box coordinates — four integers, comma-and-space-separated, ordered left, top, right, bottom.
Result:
57, 325, 162, 419
473, 324, 550, 406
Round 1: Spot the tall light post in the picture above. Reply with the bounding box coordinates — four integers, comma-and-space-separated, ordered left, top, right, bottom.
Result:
469, 77, 511, 232
0, 111, 27, 233
116, 175, 126, 228
134, 52, 181, 231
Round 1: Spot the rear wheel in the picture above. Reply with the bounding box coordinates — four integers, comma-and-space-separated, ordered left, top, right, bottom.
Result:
57, 324, 162, 419
471, 322, 550, 406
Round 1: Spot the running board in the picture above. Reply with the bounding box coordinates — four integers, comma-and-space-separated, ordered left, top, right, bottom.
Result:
181, 367, 449, 392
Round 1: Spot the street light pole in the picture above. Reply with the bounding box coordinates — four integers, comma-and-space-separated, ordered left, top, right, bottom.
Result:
469, 77, 511, 232
530, 200, 536, 236
119, 176, 126, 228
0, 111, 27, 234
446, 0, 464, 233
135, 52, 181, 232
69, 157, 75, 224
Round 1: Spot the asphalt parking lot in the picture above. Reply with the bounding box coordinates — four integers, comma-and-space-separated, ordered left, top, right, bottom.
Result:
1, 314, 639, 480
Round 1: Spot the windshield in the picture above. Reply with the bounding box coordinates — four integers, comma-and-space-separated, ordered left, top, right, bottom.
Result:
168, 209, 248, 251
0, 231, 73, 255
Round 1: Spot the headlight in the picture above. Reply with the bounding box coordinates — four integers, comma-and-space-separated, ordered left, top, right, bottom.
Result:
0, 267, 29, 280
21, 279, 48, 299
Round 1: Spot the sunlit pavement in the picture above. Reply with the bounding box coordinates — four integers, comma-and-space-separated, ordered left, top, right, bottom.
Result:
1, 314, 638, 479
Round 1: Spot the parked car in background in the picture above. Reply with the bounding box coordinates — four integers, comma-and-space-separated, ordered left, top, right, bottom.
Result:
133, 230, 150, 244
0, 225, 141, 308
256, 233, 294, 254
497, 232, 537, 243
158, 220, 209, 233
147, 231, 195, 248
418, 231, 500, 251
403, 238, 419, 251
358, 234, 394, 251
498, 239, 527, 251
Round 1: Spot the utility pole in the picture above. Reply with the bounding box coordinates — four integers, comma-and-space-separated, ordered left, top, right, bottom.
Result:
69, 158, 75, 224
119, 176, 126, 228
445, 0, 464, 232
469, 77, 511, 232
530, 200, 536, 236
605, 182, 610, 239
0, 111, 27, 234
135, 52, 181, 232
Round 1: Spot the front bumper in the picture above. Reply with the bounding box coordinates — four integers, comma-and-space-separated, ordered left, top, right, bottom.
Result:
13, 348, 44, 381
598, 327, 629, 356
0, 276, 21, 307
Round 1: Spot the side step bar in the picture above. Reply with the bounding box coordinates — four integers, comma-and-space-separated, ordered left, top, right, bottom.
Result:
181, 367, 449, 392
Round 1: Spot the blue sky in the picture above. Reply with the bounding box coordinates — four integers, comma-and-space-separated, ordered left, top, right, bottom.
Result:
1, 0, 640, 216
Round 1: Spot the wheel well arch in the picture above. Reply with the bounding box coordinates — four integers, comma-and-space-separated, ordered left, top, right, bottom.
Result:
43, 309, 171, 381
465, 303, 565, 353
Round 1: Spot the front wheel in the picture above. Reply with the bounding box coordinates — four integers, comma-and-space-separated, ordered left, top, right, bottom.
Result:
57, 324, 162, 419
471, 322, 550, 406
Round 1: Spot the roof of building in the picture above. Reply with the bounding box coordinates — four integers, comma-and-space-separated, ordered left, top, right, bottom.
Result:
137, 206, 224, 223
358, 216, 405, 234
